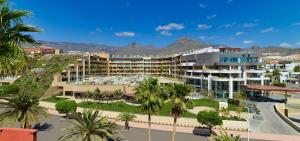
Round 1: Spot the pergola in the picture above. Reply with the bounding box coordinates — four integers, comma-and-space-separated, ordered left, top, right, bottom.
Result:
243, 85, 300, 102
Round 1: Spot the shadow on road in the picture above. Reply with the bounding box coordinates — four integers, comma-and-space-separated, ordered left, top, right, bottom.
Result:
33, 123, 53, 131
192, 127, 211, 136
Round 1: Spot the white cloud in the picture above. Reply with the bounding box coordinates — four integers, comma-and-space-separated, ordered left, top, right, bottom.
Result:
292, 22, 300, 26
220, 22, 237, 28
199, 35, 216, 40
243, 23, 258, 28
279, 42, 292, 47
199, 3, 207, 8
160, 31, 172, 36
261, 27, 274, 33
235, 31, 244, 36
199, 36, 206, 40
89, 27, 102, 35
197, 24, 213, 30
96, 28, 102, 32
296, 41, 300, 46
114, 32, 135, 37
155, 23, 184, 31
243, 40, 254, 44
207, 14, 216, 19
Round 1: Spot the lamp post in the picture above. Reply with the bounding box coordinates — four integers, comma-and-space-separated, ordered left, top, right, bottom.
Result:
247, 107, 250, 141
245, 106, 250, 141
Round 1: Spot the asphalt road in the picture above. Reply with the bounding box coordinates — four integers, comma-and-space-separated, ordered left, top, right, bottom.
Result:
250, 102, 299, 135
36, 115, 270, 141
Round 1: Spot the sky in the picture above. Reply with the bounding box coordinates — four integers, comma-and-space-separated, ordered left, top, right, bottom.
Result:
11, 0, 300, 48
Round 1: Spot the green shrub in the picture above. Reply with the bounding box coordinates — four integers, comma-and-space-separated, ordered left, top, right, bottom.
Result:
55, 100, 77, 118
228, 98, 240, 106
222, 116, 246, 121
273, 82, 287, 87
186, 101, 194, 109
197, 111, 222, 135
0, 84, 19, 96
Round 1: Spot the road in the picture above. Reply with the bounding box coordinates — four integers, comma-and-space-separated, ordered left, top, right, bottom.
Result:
36, 115, 269, 141
250, 102, 299, 135
37, 115, 209, 141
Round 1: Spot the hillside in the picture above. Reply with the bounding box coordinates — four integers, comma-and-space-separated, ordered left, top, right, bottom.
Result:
36, 38, 211, 56
29, 38, 300, 56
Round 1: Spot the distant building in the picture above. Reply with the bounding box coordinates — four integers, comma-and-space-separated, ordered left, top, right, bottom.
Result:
23, 47, 61, 55
55, 47, 268, 99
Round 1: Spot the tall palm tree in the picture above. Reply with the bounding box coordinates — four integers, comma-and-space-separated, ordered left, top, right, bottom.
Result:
0, 0, 41, 75
58, 110, 117, 141
135, 77, 162, 141
210, 131, 241, 141
117, 112, 136, 130
0, 93, 48, 128
165, 83, 193, 141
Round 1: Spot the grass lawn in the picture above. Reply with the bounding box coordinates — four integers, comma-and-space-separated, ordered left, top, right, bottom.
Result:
190, 99, 243, 111
78, 101, 197, 118
42, 96, 70, 103
42, 97, 241, 119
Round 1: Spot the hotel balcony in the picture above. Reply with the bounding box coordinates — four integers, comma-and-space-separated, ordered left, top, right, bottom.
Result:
245, 69, 265, 73
203, 69, 241, 74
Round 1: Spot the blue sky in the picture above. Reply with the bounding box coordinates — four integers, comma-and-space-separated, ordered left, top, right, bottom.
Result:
11, 0, 300, 47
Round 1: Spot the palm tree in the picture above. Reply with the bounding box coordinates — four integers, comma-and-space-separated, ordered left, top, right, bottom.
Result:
272, 68, 281, 83
0, 0, 41, 75
165, 83, 193, 141
135, 77, 162, 141
117, 112, 136, 130
0, 93, 48, 128
58, 110, 117, 141
94, 88, 101, 102
210, 131, 241, 141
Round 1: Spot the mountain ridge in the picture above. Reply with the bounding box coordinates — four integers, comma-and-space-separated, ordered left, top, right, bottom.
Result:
26, 38, 300, 56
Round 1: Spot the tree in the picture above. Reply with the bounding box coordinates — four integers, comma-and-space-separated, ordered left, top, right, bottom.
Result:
93, 88, 101, 102
0, 0, 41, 75
0, 93, 48, 128
117, 112, 136, 130
55, 100, 77, 119
210, 131, 241, 141
197, 111, 223, 135
165, 83, 193, 141
272, 68, 281, 82
236, 105, 244, 119
233, 91, 246, 119
220, 107, 230, 117
204, 90, 214, 100
294, 65, 300, 72
58, 110, 117, 141
135, 77, 162, 141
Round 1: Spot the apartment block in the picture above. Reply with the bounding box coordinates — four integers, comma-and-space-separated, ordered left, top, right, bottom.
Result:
59, 47, 269, 98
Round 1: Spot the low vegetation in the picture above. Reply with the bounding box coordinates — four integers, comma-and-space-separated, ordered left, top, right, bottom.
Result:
55, 100, 77, 119
43, 96, 245, 120
197, 111, 223, 135
273, 82, 287, 87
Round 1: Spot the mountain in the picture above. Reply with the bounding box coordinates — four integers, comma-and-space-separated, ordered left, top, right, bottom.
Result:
249, 46, 300, 56
35, 38, 211, 56
27, 38, 300, 56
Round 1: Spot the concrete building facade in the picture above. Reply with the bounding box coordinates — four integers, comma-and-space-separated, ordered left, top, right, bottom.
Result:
57, 47, 269, 98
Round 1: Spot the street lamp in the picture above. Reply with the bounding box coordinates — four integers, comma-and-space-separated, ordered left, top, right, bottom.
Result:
245, 106, 250, 141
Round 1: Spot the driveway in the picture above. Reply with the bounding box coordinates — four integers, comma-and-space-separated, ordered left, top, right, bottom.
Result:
250, 102, 299, 135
